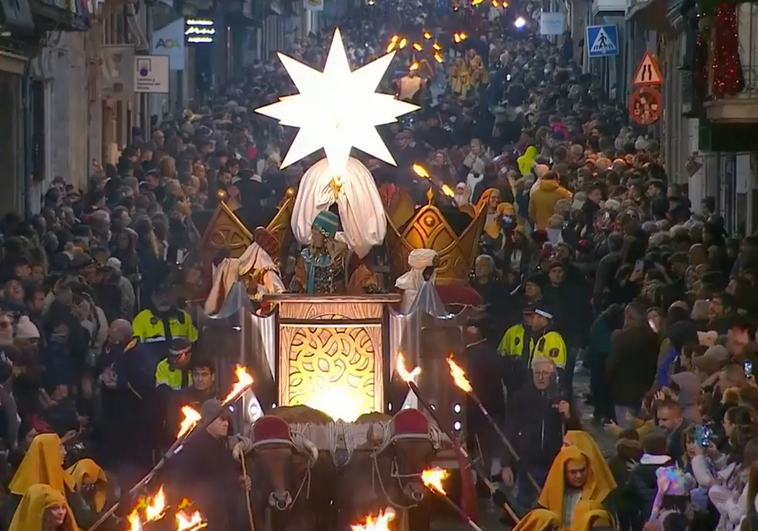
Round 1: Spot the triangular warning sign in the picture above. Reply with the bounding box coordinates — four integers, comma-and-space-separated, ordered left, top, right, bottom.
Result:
632, 52, 663, 86
590, 28, 617, 54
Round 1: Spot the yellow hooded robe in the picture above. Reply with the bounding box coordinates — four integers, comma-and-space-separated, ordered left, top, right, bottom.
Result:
570, 500, 616, 531
67, 459, 109, 512
512, 509, 561, 531
9, 433, 75, 496
564, 431, 617, 494
538, 446, 614, 529
8, 483, 79, 531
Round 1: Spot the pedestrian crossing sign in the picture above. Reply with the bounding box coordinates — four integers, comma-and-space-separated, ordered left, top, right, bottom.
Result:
586, 25, 619, 58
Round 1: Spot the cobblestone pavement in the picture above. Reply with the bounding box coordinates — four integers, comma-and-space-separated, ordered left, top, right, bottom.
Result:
431, 368, 615, 530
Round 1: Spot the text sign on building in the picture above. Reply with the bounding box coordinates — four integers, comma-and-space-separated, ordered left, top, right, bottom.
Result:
586, 24, 618, 58
185, 18, 216, 44
134, 56, 169, 93
540, 12, 564, 35
152, 18, 185, 70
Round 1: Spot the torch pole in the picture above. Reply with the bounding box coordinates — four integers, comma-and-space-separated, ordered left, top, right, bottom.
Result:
467, 391, 541, 493
425, 487, 486, 531
404, 381, 521, 524
86, 386, 252, 531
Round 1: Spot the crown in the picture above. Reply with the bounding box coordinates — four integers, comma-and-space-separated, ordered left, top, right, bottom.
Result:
200, 189, 295, 269
385, 190, 488, 284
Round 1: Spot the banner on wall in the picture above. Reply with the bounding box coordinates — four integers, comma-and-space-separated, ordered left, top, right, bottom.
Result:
304, 0, 323, 11
151, 18, 185, 70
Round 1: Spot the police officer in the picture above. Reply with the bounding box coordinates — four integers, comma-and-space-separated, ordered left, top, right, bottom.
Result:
497, 302, 567, 394
155, 338, 194, 391
133, 282, 198, 357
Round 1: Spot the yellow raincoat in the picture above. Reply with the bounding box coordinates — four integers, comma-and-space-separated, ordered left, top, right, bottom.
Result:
67, 459, 109, 512
9, 433, 74, 496
8, 483, 78, 531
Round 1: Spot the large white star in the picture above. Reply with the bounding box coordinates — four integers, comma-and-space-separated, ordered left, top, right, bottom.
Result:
255, 28, 419, 174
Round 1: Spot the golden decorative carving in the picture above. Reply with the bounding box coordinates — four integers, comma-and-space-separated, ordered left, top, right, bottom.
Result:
266, 189, 295, 266
279, 323, 383, 420
200, 190, 295, 271
385, 203, 488, 284
200, 200, 253, 270
384, 187, 416, 230
279, 301, 383, 320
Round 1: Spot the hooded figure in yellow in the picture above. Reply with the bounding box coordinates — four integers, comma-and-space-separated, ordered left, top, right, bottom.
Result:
9, 434, 74, 496
563, 431, 617, 496
570, 500, 616, 531
66, 459, 109, 512
3, 434, 119, 531
511, 509, 561, 531
538, 446, 615, 530
518, 146, 538, 176
8, 483, 78, 531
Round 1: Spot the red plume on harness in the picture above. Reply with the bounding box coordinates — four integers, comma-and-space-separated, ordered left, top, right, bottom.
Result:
252, 415, 292, 446
391, 408, 430, 437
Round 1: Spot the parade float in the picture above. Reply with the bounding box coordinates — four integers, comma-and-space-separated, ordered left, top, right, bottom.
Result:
194, 28, 495, 531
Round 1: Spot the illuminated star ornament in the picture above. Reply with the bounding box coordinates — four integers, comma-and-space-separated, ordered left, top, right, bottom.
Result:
255, 29, 419, 175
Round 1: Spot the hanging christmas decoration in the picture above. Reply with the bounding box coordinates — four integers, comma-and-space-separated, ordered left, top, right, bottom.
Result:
711, 2, 744, 98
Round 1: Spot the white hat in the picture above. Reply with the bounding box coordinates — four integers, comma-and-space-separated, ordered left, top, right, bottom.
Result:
15, 316, 40, 340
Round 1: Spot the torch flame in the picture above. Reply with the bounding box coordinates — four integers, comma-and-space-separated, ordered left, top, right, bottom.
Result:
176, 510, 207, 531
413, 42, 423, 51
351, 509, 397, 531
396, 352, 421, 382
391, 35, 399, 43
434, 52, 444, 64
422, 467, 450, 494
128, 511, 142, 531
447, 358, 472, 393
432, 43, 441, 51
387, 41, 397, 53
399, 37, 408, 49
145, 486, 166, 522
409, 62, 419, 71
177, 405, 201, 439
412, 164, 430, 179
222, 365, 254, 405
454, 33, 461, 43
423, 31, 432, 39
441, 184, 455, 197
492, 0, 499, 5
460, 32, 468, 40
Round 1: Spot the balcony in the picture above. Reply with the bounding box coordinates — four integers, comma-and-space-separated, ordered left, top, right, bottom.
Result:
704, 3, 758, 123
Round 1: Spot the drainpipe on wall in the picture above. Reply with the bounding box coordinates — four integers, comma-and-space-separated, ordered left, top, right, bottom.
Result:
22, 60, 32, 216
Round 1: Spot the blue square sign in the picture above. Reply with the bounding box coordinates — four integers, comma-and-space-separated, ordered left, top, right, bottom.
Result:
586, 25, 619, 58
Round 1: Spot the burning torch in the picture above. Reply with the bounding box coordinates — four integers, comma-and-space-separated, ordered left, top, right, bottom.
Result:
87, 365, 254, 531
396, 354, 521, 524
447, 358, 541, 492
422, 468, 484, 531
412, 164, 455, 202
